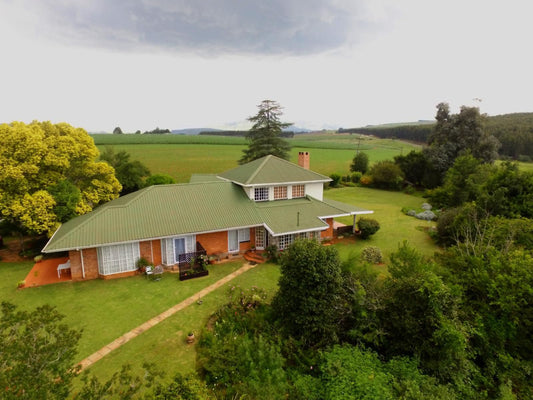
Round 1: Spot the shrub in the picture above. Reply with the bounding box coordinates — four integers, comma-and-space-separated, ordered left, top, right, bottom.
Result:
265, 245, 280, 263
357, 218, 380, 239
360, 175, 372, 186
351, 171, 362, 183
369, 161, 404, 190
361, 246, 383, 264
329, 173, 341, 188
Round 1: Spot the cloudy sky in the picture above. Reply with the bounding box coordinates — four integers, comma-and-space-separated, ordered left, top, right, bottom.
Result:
1, 0, 532, 132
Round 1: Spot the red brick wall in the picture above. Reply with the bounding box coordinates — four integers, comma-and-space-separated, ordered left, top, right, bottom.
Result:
151, 240, 162, 266
321, 218, 334, 239
69, 248, 99, 281
139, 241, 151, 262
197, 231, 228, 254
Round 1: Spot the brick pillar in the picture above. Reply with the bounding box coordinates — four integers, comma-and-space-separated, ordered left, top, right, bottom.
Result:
298, 151, 310, 169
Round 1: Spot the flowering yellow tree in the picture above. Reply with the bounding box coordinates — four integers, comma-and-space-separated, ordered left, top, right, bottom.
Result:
0, 121, 121, 237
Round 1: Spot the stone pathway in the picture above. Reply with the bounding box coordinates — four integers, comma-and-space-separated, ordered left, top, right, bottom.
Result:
77, 262, 256, 371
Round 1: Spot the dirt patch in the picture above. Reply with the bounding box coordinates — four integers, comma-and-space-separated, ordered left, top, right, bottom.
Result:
0, 239, 29, 263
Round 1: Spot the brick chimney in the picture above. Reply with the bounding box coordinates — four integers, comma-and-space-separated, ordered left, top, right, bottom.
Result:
298, 151, 310, 169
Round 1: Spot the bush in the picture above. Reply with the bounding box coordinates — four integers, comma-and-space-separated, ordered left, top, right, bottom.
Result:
265, 245, 280, 263
360, 175, 372, 186
357, 218, 380, 239
361, 246, 383, 264
329, 173, 342, 188
351, 171, 362, 183
369, 161, 404, 190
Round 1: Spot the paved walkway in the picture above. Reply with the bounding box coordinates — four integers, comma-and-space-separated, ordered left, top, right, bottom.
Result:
77, 262, 256, 371
24, 257, 71, 288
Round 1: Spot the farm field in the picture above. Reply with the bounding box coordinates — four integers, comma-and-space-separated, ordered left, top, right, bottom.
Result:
92, 133, 421, 182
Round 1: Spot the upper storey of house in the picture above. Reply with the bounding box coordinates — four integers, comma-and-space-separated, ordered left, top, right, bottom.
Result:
217, 152, 331, 201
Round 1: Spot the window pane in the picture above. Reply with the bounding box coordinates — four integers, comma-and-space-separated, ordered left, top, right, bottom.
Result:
274, 186, 287, 200
254, 187, 269, 201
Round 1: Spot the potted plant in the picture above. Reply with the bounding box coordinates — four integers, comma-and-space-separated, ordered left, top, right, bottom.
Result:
34, 255, 43, 263
187, 331, 195, 344
17, 280, 25, 289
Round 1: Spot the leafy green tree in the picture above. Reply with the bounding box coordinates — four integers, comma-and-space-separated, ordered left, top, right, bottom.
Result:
272, 240, 343, 346
112, 126, 123, 134
428, 154, 490, 208
350, 151, 369, 174
379, 244, 470, 384
0, 121, 121, 238
425, 103, 500, 178
368, 160, 404, 190
145, 173, 176, 186
100, 148, 151, 195
152, 373, 210, 399
394, 150, 437, 188
239, 100, 292, 164
0, 302, 82, 399
440, 246, 533, 397
47, 180, 81, 223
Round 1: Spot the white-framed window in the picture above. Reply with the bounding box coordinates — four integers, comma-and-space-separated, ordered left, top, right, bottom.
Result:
255, 227, 265, 249
292, 184, 305, 198
273, 186, 287, 200
254, 187, 269, 201
278, 234, 294, 250
161, 235, 196, 265
238, 228, 250, 242
97, 242, 140, 275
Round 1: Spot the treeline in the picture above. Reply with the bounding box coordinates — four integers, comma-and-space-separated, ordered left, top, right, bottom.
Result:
199, 130, 295, 138
340, 112, 533, 160
339, 124, 433, 143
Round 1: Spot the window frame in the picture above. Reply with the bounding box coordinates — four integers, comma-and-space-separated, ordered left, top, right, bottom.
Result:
254, 187, 269, 202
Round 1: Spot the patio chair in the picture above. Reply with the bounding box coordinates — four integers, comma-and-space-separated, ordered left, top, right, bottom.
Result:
145, 265, 154, 279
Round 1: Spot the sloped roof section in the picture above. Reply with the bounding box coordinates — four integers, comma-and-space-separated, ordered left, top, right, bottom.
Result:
255, 196, 370, 236
218, 155, 331, 186
43, 182, 263, 252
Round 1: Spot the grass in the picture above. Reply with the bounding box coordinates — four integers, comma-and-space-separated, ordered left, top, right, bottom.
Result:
95, 139, 420, 183
1, 261, 245, 360
74, 262, 281, 386
324, 187, 438, 261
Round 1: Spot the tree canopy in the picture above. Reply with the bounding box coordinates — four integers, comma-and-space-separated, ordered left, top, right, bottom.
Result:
100, 148, 151, 195
425, 103, 500, 177
239, 100, 292, 164
0, 121, 121, 236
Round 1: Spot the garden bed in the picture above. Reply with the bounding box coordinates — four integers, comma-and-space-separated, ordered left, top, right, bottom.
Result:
179, 269, 209, 281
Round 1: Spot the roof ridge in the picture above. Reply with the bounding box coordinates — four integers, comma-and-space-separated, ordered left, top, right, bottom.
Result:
245, 155, 272, 185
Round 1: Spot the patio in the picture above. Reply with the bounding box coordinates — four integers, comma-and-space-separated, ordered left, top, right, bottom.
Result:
23, 256, 71, 288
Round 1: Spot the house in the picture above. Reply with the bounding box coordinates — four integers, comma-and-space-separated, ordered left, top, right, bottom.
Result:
42, 152, 372, 280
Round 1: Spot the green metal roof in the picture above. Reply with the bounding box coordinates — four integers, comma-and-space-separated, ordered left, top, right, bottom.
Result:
43, 182, 264, 252
43, 160, 372, 252
255, 196, 371, 235
189, 174, 224, 183
218, 155, 331, 186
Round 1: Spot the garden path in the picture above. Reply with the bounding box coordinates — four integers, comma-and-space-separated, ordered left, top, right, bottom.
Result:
77, 262, 256, 371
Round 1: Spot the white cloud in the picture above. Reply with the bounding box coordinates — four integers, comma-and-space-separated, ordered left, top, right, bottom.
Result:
1, 0, 532, 132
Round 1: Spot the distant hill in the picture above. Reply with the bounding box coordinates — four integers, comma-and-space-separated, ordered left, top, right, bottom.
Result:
171, 128, 221, 135
339, 113, 533, 159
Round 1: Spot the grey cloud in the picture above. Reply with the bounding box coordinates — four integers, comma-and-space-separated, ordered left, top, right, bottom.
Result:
26, 0, 381, 55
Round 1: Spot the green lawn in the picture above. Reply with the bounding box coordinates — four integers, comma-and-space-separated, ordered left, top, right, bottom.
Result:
74, 263, 281, 387
1, 261, 246, 360
324, 187, 438, 262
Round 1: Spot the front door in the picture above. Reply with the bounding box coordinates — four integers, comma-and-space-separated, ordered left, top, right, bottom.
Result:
228, 230, 239, 253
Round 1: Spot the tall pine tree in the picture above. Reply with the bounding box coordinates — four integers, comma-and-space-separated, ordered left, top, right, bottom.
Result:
239, 100, 292, 164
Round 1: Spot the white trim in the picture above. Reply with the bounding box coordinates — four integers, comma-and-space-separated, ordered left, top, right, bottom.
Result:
80, 248, 86, 279
270, 227, 326, 237
239, 179, 330, 187
44, 224, 263, 253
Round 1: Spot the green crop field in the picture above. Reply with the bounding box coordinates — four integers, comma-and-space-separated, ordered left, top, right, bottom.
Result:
93, 133, 420, 183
